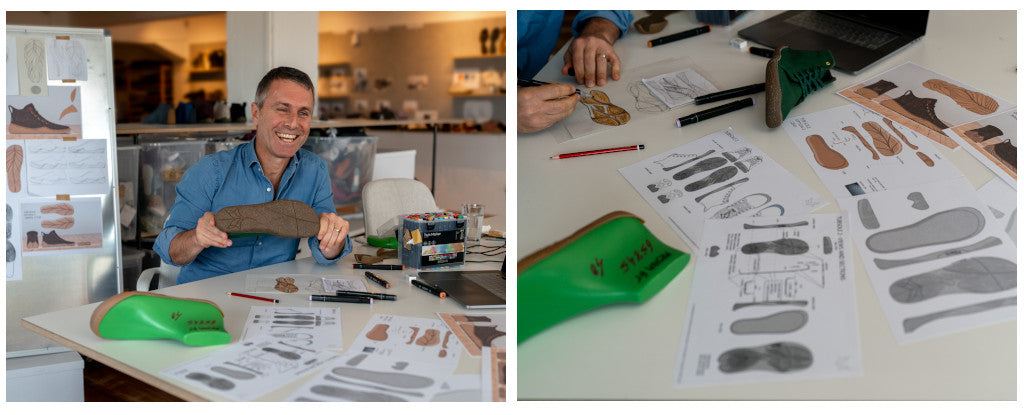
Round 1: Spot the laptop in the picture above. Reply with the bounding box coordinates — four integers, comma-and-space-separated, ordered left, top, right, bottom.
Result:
416, 260, 505, 309
738, 11, 929, 75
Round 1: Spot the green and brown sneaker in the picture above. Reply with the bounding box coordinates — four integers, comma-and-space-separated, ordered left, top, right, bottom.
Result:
765, 47, 836, 128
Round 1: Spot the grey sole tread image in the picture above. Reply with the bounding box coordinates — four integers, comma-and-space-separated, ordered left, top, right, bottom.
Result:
214, 199, 320, 238
866, 206, 985, 254
888, 256, 1016, 303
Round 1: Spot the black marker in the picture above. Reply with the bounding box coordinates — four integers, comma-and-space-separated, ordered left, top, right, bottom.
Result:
309, 294, 372, 304
694, 83, 766, 105
411, 279, 446, 299
675, 98, 755, 127
335, 290, 397, 301
353, 263, 404, 270
648, 25, 711, 47
364, 271, 392, 289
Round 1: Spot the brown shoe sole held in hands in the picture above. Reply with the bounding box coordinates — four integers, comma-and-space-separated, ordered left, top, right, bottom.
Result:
214, 199, 320, 238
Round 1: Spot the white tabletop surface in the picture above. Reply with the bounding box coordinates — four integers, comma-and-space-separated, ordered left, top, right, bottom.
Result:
517, 10, 1016, 400
23, 234, 507, 402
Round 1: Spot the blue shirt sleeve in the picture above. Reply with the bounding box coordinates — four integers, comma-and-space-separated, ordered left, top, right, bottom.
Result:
572, 11, 634, 39
153, 154, 222, 266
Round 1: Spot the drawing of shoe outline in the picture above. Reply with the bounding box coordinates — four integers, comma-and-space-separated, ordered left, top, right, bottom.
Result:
854, 79, 897, 99
733, 156, 763, 173
580, 90, 630, 126
672, 157, 727, 181
718, 341, 813, 373
711, 192, 771, 219
963, 125, 1003, 143
722, 147, 751, 162
880, 90, 950, 132
684, 165, 739, 192
889, 256, 1016, 303
655, 149, 716, 171
740, 237, 810, 255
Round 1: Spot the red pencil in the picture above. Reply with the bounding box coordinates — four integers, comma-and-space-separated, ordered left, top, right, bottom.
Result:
228, 292, 279, 303
551, 144, 645, 159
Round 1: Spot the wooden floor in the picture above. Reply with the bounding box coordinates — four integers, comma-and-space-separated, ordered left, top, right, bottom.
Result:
83, 357, 183, 402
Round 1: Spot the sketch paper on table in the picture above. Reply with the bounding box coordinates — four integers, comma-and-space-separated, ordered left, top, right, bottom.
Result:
285, 352, 456, 402
20, 196, 103, 255
244, 274, 365, 295
544, 57, 716, 143
949, 109, 1017, 188
6, 35, 19, 95
240, 306, 344, 351
46, 37, 88, 81
974, 178, 1016, 244
349, 314, 463, 374
642, 68, 717, 109
837, 62, 1015, 150
482, 347, 507, 402
837, 177, 1016, 344
160, 337, 340, 401
321, 278, 368, 293
783, 104, 964, 199
619, 128, 826, 249
674, 214, 860, 387
7, 202, 23, 281
23, 138, 108, 196
438, 312, 506, 357
7, 85, 83, 140
16, 36, 47, 96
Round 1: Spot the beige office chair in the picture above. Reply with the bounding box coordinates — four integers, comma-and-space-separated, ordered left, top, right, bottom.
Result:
362, 178, 439, 240
136, 260, 180, 291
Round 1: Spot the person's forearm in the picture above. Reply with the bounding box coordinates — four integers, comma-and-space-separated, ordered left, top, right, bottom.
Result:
578, 17, 622, 45
168, 229, 204, 265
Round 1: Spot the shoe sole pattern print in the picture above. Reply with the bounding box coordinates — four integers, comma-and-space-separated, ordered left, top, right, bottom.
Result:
805, 134, 849, 169
718, 341, 813, 373
888, 256, 1016, 303
7, 144, 23, 192
922, 78, 999, 115
215, 199, 320, 238
580, 90, 630, 126
862, 121, 902, 156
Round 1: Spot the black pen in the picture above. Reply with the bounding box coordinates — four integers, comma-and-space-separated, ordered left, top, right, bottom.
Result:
676, 97, 755, 127
694, 83, 766, 105
748, 46, 774, 58
517, 78, 582, 97
309, 294, 372, 304
336, 290, 397, 301
410, 279, 446, 299
648, 25, 711, 47
353, 263, 404, 271
364, 271, 392, 289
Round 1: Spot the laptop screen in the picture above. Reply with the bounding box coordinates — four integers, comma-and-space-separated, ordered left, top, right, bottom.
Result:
824, 10, 929, 36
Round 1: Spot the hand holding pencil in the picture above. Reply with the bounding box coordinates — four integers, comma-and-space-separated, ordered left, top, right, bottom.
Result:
518, 83, 580, 133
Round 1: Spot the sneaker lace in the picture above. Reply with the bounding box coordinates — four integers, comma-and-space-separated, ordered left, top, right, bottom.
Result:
793, 67, 830, 96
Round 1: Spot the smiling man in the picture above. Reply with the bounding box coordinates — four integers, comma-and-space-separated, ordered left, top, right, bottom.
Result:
154, 67, 352, 284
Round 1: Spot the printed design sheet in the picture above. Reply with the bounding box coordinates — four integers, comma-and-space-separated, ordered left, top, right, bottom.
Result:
244, 274, 367, 295
21, 138, 108, 196
548, 58, 717, 143
6, 202, 22, 281
349, 314, 464, 373
837, 177, 1017, 344
6, 35, 18, 95
19, 196, 102, 254
783, 104, 964, 199
675, 214, 860, 388
160, 338, 340, 401
619, 128, 827, 249
838, 62, 1015, 149
240, 306, 344, 351
949, 109, 1016, 188
482, 347, 507, 402
45, 37, 88, 81
975, 178, 1016, 244
6, 85, 82, 140
438, 312, 506, 357
285, 352, 456, 402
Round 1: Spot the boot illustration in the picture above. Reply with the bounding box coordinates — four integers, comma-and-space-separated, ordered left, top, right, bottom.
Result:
964, 125, 1003, 143
855, 79, 897, 99
42, 230, 74, 246
881, 90, 950, 132
7, 104, 71, 134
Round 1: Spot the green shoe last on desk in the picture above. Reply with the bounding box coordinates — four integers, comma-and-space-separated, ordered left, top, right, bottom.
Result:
89, 291, 232, 346
517, 211, 691, 343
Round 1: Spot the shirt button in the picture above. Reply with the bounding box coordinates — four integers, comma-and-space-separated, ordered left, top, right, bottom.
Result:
266, 187, 272, 192
257, 242, 262, 246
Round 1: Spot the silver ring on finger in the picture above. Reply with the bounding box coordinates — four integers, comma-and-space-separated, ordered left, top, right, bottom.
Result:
596, 53, 607, 59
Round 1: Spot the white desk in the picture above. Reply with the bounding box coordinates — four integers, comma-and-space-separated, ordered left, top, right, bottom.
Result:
517, 10, 1015, 400
22, 235, 506, 402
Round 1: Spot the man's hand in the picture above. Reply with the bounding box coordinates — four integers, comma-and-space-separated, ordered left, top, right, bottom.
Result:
518, 84, 580, 133
316, 212, 349, 260
168, 212, 230, 265
562, 17, 624, 87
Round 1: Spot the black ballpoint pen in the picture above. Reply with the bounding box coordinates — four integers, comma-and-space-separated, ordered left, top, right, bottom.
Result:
675, 98, 755, 127
694, 83, 766, 105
